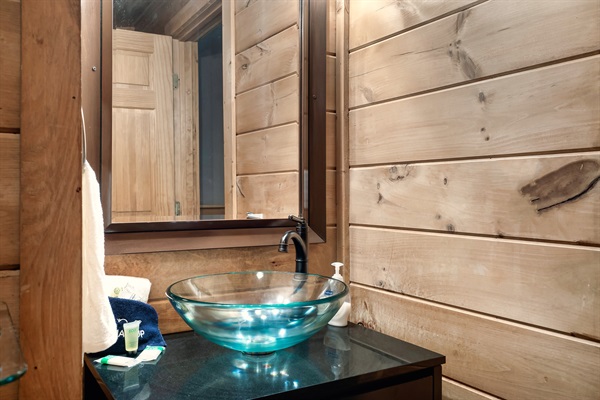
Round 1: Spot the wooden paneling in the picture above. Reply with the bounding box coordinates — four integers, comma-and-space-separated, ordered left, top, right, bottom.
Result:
351, 226, 600, 339
0, 270, 19, 331
20, 0, 82, 397
0, 0, 20, 130
236, 172, 299, 219
442, 377, 500, 400
352, 285, 600, 400
326, 54, 336, 111
349, 0, 479, 50
326, 170, 336, 226
173, 40, 200, 220
235, 0, 299, 53
350, 154, 600, 244
326, 0, 336, 54
236, 75, 300, 133
236, 24, 299, 93
349, 0, 600, 108
350, 56, 600, 165
326, 112, 336, 169
236, 123, 299, 175
0, 133, 19, 267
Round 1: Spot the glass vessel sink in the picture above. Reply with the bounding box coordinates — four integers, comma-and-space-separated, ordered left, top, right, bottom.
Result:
166, 271, 348, 354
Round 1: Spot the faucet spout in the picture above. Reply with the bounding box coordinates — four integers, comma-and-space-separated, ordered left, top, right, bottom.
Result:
278, 228, 308, 274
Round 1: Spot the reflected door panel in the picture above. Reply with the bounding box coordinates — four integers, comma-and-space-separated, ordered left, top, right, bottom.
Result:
112, 29, 175, 223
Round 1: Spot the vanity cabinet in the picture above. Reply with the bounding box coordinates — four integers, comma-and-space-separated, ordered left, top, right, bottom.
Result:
85, 323, 444, 399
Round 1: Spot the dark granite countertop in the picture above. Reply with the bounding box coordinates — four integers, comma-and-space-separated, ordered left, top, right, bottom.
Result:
86, 323, 445, 400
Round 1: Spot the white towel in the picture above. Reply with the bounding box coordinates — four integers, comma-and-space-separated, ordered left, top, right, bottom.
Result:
82, 161, 118, 353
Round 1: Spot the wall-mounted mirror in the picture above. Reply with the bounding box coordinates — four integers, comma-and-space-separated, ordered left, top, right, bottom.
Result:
100, 0, 326, 251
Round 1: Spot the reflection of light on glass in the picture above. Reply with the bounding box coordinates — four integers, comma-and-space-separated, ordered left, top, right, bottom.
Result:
293, 381, 299, 389
260, 314, 267, 321
242, 310, 253, 322
256, 272, 264, 279
255, 309, 262, 316
278, 328, 286, 337
280, 369, 288, 377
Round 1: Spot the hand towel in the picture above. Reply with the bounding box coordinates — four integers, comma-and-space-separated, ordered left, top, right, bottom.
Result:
90, 297, 166, 357
82, 161, 118, 353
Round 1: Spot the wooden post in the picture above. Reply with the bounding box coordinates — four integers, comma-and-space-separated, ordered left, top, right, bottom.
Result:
20, 0, 83, 398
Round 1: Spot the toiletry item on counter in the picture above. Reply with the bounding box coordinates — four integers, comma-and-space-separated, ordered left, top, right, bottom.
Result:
104, 275, 152, 303
90, 297, 166, 358
328, 262, 351, 327
95, 355, 141, 368
136, 345, 165, 362
123, 320, 141, 355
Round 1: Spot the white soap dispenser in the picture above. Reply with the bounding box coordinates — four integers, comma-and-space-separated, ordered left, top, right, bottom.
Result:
332, 262, 344, 281
328, 262, 351, 327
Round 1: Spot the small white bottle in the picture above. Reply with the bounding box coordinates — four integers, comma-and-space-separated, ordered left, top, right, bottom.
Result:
328, 262, 351, 327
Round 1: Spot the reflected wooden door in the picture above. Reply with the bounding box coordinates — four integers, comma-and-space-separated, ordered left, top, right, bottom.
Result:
112, 29, 175, 222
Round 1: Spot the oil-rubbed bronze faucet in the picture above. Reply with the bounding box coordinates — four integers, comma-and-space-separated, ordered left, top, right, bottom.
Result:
278, 215, 308, 274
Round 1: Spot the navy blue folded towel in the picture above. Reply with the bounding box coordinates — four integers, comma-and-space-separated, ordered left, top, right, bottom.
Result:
90, 297, 166, 357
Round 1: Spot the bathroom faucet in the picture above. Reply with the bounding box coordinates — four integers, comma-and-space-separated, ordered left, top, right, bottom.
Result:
278, 215, 308, 274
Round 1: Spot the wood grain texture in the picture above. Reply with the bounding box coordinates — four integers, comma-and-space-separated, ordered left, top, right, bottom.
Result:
236, 172, 299, 219
442, 377, 500, 400
0, 0, 21, 130
20, 0, 82, 397
235, 0, 299, 53
236, 123, 299, 175
235, 75, 300, 133
349, 0, 600, 107
326, 170, 336, 226
349, 0, 479, 50
350, 56, 600, 165
223, 0, 236, 218
326, 54, 336, 111
0, 134, 19, 266
0, 271, 20, 399
236, 74, 300, 133
0, 270, 19, 332
326, 111, 336, 169
326, 0, 336, 54
349, 154, 600, 244
350, 226, 600, 339
352, 285, 600, 400
236, 24, 299, 93
173, 40, 200, 220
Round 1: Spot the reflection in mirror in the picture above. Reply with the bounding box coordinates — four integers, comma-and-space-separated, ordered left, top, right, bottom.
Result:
100, 0, 326, 245
108, 0, 302, 224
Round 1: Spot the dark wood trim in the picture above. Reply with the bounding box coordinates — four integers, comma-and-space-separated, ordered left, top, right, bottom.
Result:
97, 0, 327, 253
306, 0, 327, 241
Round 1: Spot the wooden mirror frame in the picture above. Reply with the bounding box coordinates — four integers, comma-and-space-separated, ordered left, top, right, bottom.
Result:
97, 0, 326, 254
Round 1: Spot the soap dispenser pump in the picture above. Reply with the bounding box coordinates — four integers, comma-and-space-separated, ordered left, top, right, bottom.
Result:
332, 262, 344, 281
328, 262, 351, 327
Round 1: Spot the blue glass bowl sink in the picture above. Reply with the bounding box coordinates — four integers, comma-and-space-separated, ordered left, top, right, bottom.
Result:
166, 271, 348, 354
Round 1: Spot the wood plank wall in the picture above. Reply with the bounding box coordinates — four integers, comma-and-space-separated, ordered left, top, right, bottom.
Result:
234, 0, 301, 219
0, 1, 21, 398
346, 0, 600, 399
